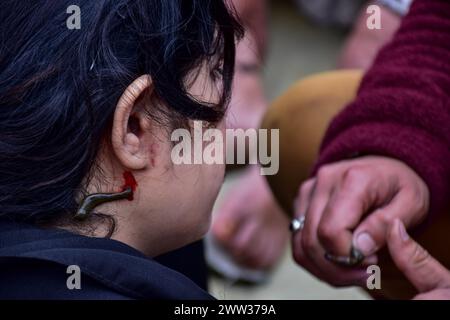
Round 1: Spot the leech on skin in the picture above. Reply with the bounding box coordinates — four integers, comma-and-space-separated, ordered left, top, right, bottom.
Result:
75, 171, 138, 220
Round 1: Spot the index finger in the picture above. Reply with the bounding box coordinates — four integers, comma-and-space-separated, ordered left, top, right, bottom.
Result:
317, 167, 376, 257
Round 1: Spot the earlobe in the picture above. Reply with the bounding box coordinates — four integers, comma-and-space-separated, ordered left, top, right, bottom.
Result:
111, 75, 153, 170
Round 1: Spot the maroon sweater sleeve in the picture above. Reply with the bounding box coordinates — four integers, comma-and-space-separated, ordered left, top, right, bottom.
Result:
315, 0, 450, 215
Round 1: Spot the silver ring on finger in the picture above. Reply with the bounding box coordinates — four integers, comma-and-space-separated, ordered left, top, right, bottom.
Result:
290, 215, 305, 234
324, 247, 365, 267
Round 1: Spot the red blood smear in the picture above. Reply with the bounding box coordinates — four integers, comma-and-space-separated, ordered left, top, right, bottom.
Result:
121, 171, 138, 200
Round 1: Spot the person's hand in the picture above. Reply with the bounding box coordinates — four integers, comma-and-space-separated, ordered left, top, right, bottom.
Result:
292, 156, 430, 286
212, 166, 289, 269
388, 219, 450, 300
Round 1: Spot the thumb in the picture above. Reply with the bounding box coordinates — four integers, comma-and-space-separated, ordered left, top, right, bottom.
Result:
352, 191, 425, 257
387, 219, 450, 293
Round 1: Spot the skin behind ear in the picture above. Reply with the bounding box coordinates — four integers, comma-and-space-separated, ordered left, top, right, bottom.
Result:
111, 75, 154, 170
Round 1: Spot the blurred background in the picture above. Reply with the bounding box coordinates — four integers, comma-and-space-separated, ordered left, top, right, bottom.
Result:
208, 0, 370, 300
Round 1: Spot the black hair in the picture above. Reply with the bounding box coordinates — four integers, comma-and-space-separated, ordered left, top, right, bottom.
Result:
0, 0, 242, 224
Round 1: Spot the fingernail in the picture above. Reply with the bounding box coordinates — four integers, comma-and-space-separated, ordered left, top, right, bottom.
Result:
397, 220, 409, 242
355, 232, 376, 256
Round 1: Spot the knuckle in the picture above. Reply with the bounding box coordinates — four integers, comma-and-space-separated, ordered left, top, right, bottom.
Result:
410, 243, 431, 268
317, 223, 339, 246
317, 166, 334, 181
343, 167, 368, 186
408, 189, 429, 217
380, 212, 396, 226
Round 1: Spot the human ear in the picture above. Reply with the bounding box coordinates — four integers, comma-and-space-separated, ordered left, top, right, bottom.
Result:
111, 75, 153, 170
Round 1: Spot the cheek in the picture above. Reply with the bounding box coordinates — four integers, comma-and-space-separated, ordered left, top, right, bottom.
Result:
173, 162, 224, 206
191, 163, 224, 216
170, 163, 224, 240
